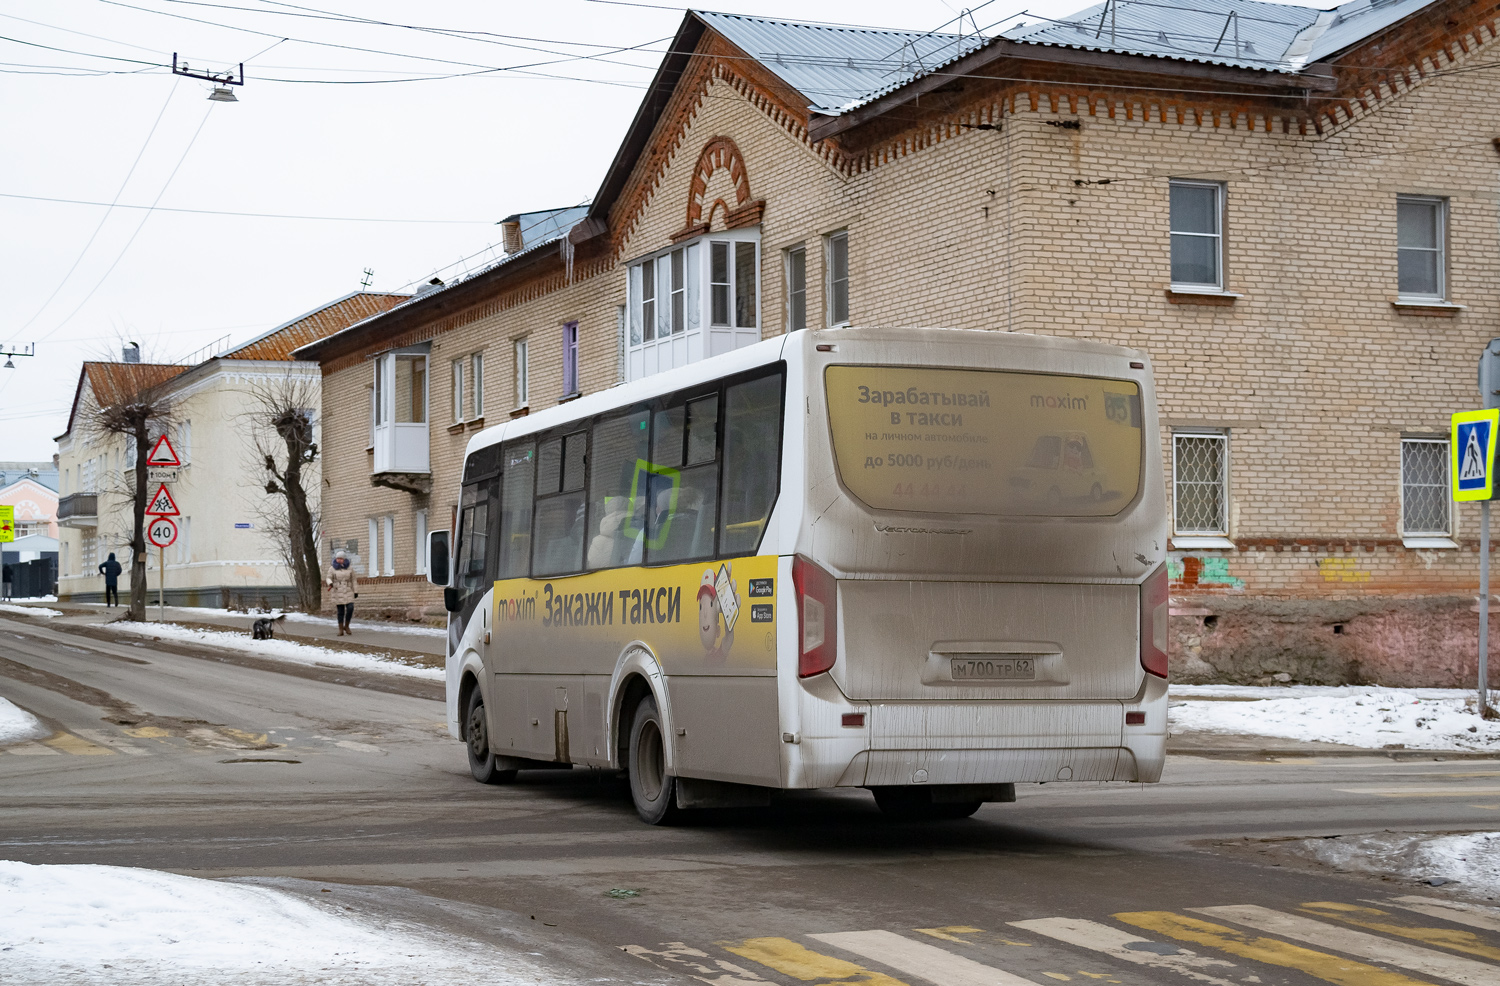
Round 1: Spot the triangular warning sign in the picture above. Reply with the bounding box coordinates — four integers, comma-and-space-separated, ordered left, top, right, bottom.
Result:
145, 483, 180, 516
1461, 428, 1487, 482
146, 434, 180, 466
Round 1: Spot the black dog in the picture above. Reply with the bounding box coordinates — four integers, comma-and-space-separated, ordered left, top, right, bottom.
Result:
251, 614, 286, 640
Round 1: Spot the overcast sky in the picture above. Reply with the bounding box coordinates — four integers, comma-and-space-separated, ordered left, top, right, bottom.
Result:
0, 0, 1324, 460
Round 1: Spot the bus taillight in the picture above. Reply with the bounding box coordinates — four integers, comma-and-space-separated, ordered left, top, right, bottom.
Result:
792, 555, 838, 678
1140, 563, 1169, 679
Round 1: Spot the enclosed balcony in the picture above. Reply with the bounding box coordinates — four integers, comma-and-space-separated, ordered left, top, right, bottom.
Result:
371, 348, 431, 493
58, 492, 98, 528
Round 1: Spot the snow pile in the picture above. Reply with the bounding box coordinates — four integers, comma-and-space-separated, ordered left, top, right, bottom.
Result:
1169, 685, 1500, 751
0, 861, 558, 986
109, 623, 441, 681
167, 607, 444, 637
1292, 831, 1500, 898
0, 697, 48, 744
0, 604, 62, 618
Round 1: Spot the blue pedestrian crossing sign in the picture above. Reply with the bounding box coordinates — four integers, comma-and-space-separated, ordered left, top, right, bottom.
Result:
1452, 409, 1500, 501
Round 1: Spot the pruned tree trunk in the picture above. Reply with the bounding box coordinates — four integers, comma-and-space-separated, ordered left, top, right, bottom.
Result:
128, 416, 150, 621
247, 373, 322, 613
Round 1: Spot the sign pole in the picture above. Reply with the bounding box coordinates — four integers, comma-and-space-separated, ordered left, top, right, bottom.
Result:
159, 545, 165, 622
1484, 501, 1492, 716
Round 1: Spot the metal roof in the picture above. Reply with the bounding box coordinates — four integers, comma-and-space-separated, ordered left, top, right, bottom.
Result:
221, 291, 409, 361
502, 206, 590, 252
695, 11, 987, 114
999, 0, 1439, 75
695, 0, 1439, 119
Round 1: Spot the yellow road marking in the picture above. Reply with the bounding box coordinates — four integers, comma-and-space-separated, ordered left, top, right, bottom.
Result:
914, 927, 983, 944
1041, 975, 1070, 981
721, 937, 908, 986
1300, 902, 1500, 963
1114, 911, 1440, 986
220, 728, 272, 747
41, 732, 114, 755
123, 726, 170, 738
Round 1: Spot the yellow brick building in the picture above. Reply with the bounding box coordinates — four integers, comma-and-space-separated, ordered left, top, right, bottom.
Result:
296, 0, 1500, 685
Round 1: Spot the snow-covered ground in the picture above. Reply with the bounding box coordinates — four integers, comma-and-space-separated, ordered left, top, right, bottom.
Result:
1291, 831, 1500, 898
0, 603, 62, 618
1169, 685, 1500, 752
109, 623, 441, 681
0, 696, 48, 745
0, 861, 564, 986
142, 606, 445, 637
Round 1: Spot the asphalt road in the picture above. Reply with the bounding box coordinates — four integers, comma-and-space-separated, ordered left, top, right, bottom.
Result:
5, 610, 1500, 986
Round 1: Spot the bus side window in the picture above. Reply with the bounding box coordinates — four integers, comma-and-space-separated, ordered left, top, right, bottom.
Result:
646, 393, 719, 564
455, 481, 492, 595
587, 410, 649, 570
719, 372, 783, 556
498, 441, 535, 578
533, 432, 589, 576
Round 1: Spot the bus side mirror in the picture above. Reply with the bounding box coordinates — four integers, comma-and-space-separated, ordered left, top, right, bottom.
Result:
427, 530, 450, 587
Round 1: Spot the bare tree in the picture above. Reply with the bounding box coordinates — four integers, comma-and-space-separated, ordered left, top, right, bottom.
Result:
245, 371, 322, 612
79, 363, 179, 622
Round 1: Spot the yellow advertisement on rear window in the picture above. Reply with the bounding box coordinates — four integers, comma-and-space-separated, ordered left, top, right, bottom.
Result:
492, 554, 779, 675
826, 365, 1142, 517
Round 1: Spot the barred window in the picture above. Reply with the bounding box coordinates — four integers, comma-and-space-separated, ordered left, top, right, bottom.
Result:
1173, 432, 1227, 536
1401, 438, 1451, 536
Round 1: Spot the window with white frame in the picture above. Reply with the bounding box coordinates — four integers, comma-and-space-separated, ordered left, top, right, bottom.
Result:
175, 516, 191, 565
371, 348, 429, 474
1401, 437, 1451, 536
1169, 180, 1224, 290
382, 514, 395, 576
367, 518, 379, 577
785, 244, 807, 331
625, 229, 759, 381
826, 231, 849, 326
177, 420, 191, 465
1173, 431, 1228, 536
451, 358, 465, 423
562, 322, 579, 396
471, 352, 484, 418
514, 338, 529, 407
1397, 196, 1446, 301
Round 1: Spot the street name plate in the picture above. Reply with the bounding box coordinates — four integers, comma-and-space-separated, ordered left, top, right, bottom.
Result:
951, 657, 1036, 680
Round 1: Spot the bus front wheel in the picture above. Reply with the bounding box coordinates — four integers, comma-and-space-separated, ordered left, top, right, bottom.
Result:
466, 688, 517, 785
627, 696, 678, 825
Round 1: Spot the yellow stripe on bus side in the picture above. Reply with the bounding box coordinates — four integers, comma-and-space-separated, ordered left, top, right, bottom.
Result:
1299, 902, 1500, 963
1113, 911, 1441, 986
720, 937, 909, 986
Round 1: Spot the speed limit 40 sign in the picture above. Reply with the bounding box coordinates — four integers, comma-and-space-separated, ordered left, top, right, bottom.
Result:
147, 517, 178, 548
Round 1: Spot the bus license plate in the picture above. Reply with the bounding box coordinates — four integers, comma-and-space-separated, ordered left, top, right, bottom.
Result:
951, 657, 1036, 680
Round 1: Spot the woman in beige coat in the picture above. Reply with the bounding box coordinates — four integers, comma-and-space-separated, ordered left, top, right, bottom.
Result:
327, 549, 358, 635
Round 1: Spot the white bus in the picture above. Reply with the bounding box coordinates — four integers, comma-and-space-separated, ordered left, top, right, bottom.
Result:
428, 327, 1168, 823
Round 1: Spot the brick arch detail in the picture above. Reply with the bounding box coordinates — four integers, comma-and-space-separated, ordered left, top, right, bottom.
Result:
672, 135, 765, 242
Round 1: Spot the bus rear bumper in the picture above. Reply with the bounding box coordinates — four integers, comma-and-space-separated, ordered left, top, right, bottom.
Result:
833, 745, 1151, 787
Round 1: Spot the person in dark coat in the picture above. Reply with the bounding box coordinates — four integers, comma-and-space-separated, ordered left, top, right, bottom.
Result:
98, 552, 122, 608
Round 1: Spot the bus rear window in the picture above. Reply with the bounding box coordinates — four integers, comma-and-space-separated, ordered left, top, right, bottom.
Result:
825, 365, 1142, 517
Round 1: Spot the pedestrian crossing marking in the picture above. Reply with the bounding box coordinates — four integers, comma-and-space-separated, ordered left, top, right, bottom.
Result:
72, 728, 148, 755
4, 741, 61, 756
1115, 911, 1440, 986
1010, 916, 1241, 986
1384, 896, 1500, 934
1195, 904, 1497, 985
809, 930, 1040, 986
913, 927, 985, 945
722, 936, 908, 986
41, 732, 113, 755
632, 903, 1499, 986
124, 726, 171, 738
622, 942, 775, 986
1296, 902, 1500, 963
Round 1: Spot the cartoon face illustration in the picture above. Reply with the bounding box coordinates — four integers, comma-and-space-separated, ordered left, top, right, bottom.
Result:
698, 582, 723, 651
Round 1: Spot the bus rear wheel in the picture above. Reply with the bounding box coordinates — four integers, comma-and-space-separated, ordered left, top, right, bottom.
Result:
466, 688, 517, 785
872, 787, 981, 821
627, 696, 678, 825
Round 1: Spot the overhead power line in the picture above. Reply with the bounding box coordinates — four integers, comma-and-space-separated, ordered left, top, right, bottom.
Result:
0, 190, 494, 223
